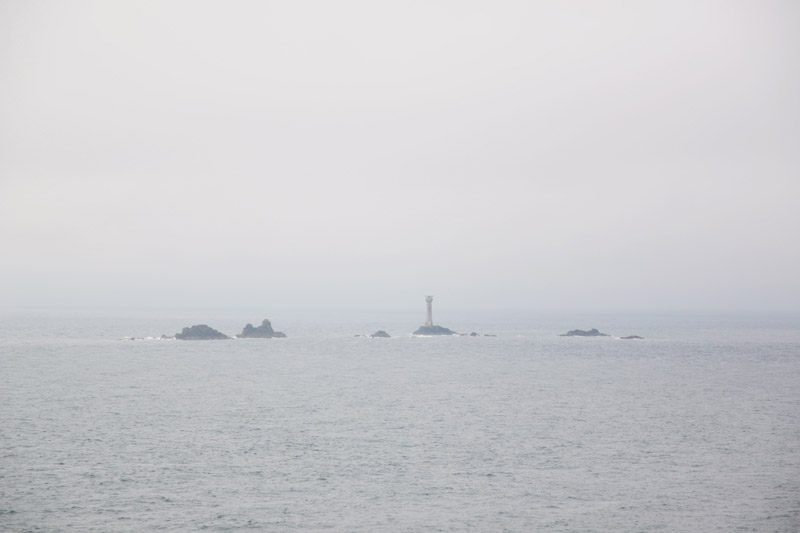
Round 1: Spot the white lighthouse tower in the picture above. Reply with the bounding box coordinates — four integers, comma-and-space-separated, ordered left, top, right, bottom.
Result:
425, 296, 433, 327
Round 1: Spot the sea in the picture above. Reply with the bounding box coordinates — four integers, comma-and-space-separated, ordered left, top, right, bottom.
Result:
1, 308, 799, 532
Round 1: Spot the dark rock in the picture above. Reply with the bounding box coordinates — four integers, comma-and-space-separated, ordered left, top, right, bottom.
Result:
236, 319, 287, 338
413, 325, 458, 336
469, 332, 479, 336
560, 328, 610, 337
484, 334, 497, 337
370, 330, 391, 338
621, 335, 644, 339
175, 324, 229, 340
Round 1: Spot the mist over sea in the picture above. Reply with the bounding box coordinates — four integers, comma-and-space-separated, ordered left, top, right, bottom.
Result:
1, 309, 799, 531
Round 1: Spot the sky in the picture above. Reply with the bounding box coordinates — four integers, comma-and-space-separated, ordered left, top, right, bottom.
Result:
1, 1, 799, 312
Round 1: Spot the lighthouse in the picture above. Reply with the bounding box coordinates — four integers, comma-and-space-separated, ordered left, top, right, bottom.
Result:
425, 296, 433, 327
413, 295, 456, 335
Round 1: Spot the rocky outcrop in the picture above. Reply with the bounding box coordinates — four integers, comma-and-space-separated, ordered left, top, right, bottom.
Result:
560, 328, 609, 337
413, 325, 457, 336
621, 335, 644, 339
236, 319, 286, 338
175, 324, 229, 340
369, 330, 391, 338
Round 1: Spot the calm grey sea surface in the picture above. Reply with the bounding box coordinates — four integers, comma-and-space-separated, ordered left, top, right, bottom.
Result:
2, 309, 799, 532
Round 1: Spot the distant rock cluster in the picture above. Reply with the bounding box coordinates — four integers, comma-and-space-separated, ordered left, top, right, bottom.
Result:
560, 328, 644, 339
144, 318, 645, 343
163, 319, 287, 340
560, 328, 609, 337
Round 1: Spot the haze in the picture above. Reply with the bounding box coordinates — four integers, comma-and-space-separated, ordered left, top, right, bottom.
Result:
1, 1, 798, 312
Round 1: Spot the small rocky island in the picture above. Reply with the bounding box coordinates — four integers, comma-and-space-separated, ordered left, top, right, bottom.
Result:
174, 324, 229, 340
560, 328, 610, 337
621, 335, 644, 340
370, 330, 391, 338
236, 319, 287, 338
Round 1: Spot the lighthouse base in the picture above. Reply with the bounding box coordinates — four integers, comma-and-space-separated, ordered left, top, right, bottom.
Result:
413, 325, 457, 336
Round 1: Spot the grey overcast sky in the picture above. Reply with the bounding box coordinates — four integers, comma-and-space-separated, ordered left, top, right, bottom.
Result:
1, 1, 798, 312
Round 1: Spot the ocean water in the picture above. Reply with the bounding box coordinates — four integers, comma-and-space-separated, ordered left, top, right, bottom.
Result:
1, 309, 799, 532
